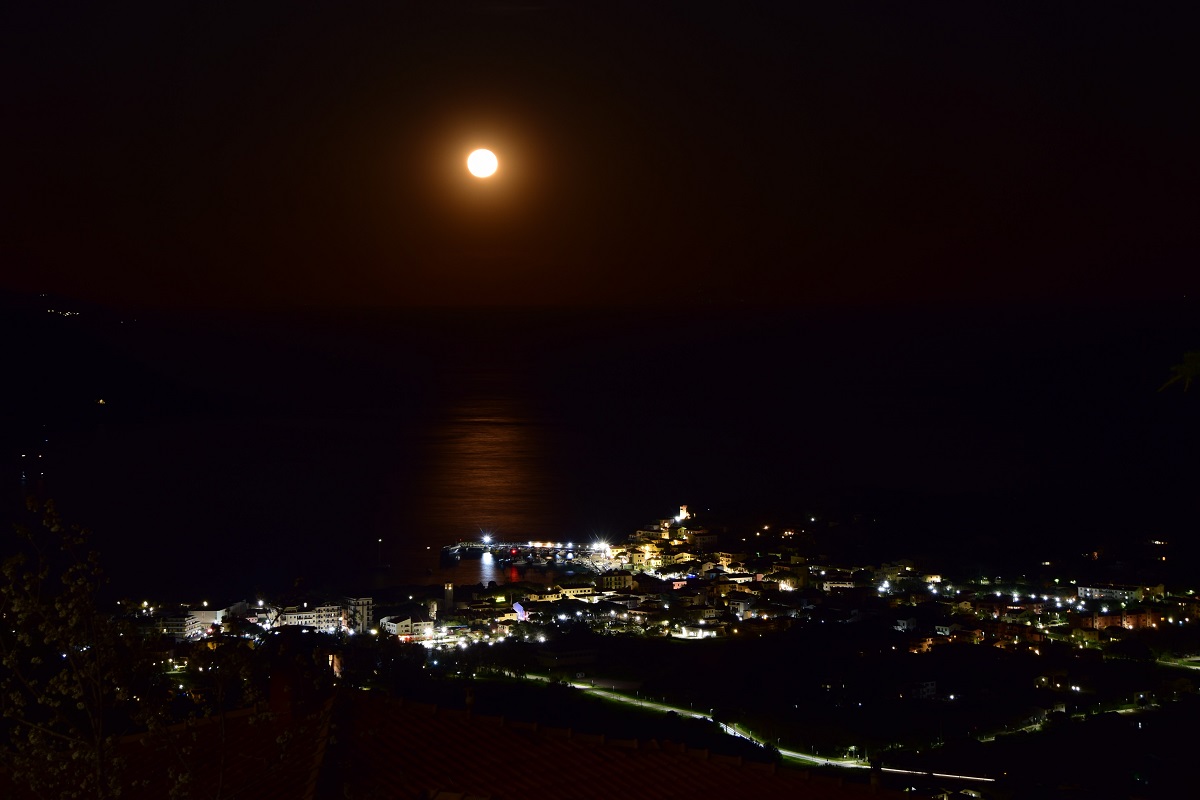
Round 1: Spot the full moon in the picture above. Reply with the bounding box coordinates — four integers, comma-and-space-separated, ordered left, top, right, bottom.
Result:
466, 148, 498, 178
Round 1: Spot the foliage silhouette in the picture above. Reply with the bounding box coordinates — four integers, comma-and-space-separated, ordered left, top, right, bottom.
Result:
1160, 351, 1200, 392
0, 499, 162, 798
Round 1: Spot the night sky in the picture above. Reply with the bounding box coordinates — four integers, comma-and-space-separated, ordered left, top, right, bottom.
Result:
4, 3, 1196, 310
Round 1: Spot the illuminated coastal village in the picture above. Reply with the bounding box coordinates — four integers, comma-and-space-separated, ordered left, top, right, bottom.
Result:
163, 505, 1186, 653
10, 502, 1185, 798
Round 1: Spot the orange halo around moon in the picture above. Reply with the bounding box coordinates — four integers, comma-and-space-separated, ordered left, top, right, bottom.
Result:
467, 148, 498, 178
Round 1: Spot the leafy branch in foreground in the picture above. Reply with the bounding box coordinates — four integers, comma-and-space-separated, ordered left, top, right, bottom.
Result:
0, 499, 156, 799
1160, 351, 1200, 392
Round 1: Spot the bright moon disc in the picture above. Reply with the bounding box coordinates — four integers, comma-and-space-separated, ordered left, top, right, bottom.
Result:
467, 149, 498, 178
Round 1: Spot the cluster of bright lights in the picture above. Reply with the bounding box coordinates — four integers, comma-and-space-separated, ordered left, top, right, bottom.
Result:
523, 541, 595, 550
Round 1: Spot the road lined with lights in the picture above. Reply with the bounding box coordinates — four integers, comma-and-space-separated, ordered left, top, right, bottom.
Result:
550, 679, 995, 782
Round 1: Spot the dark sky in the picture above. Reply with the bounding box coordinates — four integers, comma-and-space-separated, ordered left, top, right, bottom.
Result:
3, 2, 1197, 310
